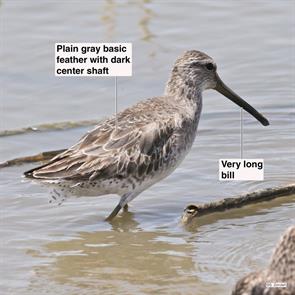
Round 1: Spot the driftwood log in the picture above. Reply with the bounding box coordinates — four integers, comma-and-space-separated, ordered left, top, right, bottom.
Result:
0, 149, 65, 168
182, 184, 295, 225
0, 119, 101, 137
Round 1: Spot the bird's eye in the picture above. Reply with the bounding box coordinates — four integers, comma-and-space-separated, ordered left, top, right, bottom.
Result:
205, 63, 214, 71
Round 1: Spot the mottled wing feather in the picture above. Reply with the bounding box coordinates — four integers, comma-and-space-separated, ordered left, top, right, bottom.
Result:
25, 97, 177, 181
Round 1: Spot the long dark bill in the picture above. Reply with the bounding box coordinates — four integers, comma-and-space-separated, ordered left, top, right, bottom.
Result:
214, 74, 269, 126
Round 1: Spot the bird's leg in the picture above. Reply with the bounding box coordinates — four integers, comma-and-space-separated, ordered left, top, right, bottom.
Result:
105, 192, 138, 221
105, 203, 122, 221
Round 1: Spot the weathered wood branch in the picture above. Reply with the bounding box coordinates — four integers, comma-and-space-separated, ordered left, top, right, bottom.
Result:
0, 149, 66, 168
0, 119, 102, 137
181, 184, 295, 225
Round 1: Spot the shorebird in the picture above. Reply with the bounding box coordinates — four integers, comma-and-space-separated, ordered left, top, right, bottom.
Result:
232, 225, 295, 295
25, 50, 269, 221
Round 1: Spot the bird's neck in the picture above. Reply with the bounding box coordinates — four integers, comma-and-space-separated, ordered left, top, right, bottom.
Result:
165, 69, 202, 99
164, 71, 202, 116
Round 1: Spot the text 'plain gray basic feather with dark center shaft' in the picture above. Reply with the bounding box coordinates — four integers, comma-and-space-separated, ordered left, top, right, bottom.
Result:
24, 50, 270, 221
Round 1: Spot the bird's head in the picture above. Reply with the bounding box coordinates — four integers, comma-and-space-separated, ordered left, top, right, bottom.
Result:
165, 50, 269, 126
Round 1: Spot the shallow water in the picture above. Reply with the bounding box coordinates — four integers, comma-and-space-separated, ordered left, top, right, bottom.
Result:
0, 1, 295, 294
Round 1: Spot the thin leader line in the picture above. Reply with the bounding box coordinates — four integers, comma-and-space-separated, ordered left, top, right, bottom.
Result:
115, 76, 118, 130
240, 108, 243, 159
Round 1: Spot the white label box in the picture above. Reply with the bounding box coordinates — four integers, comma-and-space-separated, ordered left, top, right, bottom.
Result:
55, 43, 132, 77
219, 159, 264, 181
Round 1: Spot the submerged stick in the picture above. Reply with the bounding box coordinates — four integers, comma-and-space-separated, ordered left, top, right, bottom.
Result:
0, 149, 66, 168
182, 184, 295, 225
0, 119, 102, 137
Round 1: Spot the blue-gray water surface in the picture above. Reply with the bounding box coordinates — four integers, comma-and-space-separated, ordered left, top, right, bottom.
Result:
0, 1, 294, 294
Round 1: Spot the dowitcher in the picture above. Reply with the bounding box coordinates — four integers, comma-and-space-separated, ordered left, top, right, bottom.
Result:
232, 225, 295, 295
25, 50, 269, 220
